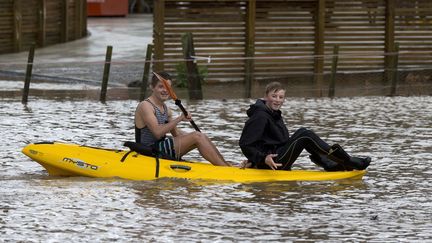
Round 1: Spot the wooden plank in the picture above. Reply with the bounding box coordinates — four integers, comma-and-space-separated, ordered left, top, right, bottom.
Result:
256, 62, 316, 67
164, 52, 247, 58
157, 0, 432, 84
45, 0, 62, 45
164, 23, 245, 28
166, 8, 249, 15
13, 0, 22, 52
165, 43, 245, 48
165, 28, 245, 33
21, 0, 38, 50
181, 32, 203, 100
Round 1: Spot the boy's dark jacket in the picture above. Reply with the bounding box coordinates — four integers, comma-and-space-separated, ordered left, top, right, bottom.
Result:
239, 99, 289, 167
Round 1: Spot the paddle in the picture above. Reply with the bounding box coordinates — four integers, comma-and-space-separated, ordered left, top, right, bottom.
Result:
153, 72, 201, 132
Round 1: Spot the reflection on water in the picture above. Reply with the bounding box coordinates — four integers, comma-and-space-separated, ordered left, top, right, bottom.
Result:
1, 96, 431, 241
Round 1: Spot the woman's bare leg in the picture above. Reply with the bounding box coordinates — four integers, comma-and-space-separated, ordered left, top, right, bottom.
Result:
173, 132, 230, 166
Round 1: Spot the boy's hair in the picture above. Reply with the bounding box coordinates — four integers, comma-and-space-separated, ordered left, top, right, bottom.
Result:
265, 82, 285, 95
151, 71, 172, 87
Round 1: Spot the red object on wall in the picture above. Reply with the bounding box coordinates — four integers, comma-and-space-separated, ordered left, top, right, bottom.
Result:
87, 0, 128, 17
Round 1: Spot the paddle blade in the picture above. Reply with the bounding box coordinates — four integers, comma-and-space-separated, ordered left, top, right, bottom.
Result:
153, 72, 178, 100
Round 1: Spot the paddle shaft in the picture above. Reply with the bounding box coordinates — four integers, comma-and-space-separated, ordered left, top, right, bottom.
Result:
175, 99, 201, 132
153, 72, 201, 132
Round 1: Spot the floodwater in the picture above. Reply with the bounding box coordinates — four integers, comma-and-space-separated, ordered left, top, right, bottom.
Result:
1, 92, 431, 242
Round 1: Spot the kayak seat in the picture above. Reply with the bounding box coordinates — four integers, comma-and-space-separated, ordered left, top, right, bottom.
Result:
123, 141, 181, 161
123, 141, 155, 156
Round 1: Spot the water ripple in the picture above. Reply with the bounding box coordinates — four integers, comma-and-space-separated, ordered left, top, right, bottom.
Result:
1, 96, 431, 241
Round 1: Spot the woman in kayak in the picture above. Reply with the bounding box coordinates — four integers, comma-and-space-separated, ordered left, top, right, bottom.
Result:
135, 72, 230, 166
239, 82, 371, 171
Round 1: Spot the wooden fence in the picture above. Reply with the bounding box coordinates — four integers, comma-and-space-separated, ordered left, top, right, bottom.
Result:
0, 0, 87, 54
153, 0, 432, 91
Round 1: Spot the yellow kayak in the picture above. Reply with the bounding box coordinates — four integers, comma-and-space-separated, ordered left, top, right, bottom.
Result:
22, 142, 366, 183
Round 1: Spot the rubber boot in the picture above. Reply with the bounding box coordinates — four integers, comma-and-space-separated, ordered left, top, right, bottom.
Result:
328, 144, 371, 170
309, 154, 349, 171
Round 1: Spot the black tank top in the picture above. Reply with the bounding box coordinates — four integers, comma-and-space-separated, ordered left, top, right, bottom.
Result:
135, 99, 168, 146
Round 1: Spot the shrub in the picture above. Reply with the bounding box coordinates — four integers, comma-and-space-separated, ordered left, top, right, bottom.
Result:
175, 62, 208, 88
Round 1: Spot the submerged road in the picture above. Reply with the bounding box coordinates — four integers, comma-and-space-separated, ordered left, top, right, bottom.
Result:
1, 96, 432, 241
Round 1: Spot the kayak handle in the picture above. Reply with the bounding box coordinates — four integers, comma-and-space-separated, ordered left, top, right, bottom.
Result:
170, 164, 191, 171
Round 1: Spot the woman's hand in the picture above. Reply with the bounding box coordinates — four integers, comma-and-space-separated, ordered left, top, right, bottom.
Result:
265, 154, 282, 170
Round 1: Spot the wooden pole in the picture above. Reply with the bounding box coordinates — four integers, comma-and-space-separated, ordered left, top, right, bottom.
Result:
61, 0, 69, 42
153, 0, 165, 72
328, 45, 339, 98
38, 0, 46, 47
82, 0, 87, 37
22, 45, 35, 104
181, 33, 203, 100
390, 43, 399, 96
100, 45, 113, 103
314, 0, 326, 97
74, 0, 81, 40
244, 0, 256, 98
140, 44, 153, 101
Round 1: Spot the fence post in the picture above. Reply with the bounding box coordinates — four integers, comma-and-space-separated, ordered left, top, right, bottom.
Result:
181, 33, 203, 100
390, 43, 399, 96
61, 0, 69, 42
22, 45, 35, 104
245, 0, 256, 98
140, 44, 153, 101
74, 0, 81, 40
328, 45, 339, 98
153, 0, 165, 72
100, 45, 113, 103
38, 0, 46, 47
82, 0, 87, 36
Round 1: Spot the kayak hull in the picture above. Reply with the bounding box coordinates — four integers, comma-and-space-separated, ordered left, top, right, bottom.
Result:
22, 142, 367, 183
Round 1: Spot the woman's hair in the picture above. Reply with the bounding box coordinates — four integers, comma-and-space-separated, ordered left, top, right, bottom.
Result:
151, 71, 172, 87
265, 82, 285, 95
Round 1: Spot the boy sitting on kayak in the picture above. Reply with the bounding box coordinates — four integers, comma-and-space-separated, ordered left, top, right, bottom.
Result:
135, 72, 230, 166
239, 82, 371, 171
